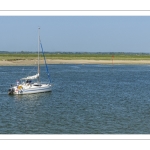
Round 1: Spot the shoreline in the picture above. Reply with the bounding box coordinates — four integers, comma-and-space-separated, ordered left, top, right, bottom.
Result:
1, 59, 150, 66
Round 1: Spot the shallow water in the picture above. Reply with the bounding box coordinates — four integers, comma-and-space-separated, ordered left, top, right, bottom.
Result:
1, 64, 150, 134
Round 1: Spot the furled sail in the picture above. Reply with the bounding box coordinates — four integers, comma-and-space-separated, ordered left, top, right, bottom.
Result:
40, 41, 51, 83
21, 73, 39, 80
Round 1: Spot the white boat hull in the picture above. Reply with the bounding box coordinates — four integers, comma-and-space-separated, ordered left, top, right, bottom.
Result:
9, 83, 52, 95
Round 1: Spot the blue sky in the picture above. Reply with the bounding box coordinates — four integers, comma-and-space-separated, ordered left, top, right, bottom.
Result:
1, 16, 150, 53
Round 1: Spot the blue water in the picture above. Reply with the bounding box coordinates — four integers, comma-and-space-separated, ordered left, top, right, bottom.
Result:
1, 64, 150, 134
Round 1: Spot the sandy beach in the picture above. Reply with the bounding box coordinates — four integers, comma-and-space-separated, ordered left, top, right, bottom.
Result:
0, 59, 150, 66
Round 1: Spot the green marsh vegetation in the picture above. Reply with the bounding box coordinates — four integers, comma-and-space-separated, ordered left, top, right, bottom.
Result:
0, 52, 150, 61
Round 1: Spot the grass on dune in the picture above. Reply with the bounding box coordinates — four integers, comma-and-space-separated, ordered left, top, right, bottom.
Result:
0, 53, 150, 61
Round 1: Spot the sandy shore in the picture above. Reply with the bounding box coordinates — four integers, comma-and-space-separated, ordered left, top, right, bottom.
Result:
1, 59, 150, 66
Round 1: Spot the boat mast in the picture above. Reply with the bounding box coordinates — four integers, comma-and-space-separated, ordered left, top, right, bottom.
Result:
38, 28, 40, 82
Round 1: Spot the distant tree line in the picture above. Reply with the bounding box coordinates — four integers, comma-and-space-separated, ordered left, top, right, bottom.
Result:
0, 51, 150, 55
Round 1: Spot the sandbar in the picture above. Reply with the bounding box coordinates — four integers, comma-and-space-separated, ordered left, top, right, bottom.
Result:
0, 59, 150, 66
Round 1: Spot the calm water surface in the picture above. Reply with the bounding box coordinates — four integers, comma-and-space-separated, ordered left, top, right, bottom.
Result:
1, 64, 150, 134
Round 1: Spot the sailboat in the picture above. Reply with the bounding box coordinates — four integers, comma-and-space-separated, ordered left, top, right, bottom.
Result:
8, 28, 52, 95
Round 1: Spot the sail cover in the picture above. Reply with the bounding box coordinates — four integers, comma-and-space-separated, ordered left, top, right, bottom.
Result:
21, 73, 39, 80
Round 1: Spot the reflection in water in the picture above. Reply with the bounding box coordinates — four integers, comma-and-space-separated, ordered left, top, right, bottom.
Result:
14, 92, 52, 101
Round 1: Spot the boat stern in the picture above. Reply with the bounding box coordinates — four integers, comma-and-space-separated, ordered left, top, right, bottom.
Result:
8, 87, 15, 95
